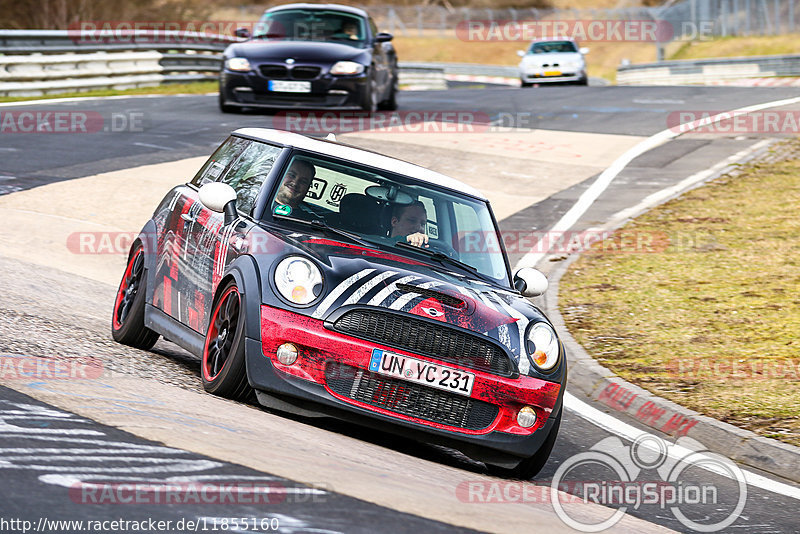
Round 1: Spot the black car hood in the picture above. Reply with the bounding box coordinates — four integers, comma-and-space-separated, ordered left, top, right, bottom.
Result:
229, 40, 366, 63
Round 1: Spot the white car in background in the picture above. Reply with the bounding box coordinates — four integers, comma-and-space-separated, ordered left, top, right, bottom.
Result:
517, 39, 589, 86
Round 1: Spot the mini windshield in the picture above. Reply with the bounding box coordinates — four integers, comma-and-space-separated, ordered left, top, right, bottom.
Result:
268, 152, 511, 286
529, 41, 578, 54
254, 9, 366, 44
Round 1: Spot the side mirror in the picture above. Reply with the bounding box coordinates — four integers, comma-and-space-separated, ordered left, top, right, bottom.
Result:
235, 27, 251, 39
513, 267, 548, 297
517, 50, 526, 57
579, 47, 589, 54
375, 32, 393, 43
199, 182, 238, 226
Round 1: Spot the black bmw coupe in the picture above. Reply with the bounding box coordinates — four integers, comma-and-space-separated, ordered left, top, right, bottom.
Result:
219, 4, 399, 113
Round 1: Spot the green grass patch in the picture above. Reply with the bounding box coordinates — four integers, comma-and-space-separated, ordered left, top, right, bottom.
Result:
559, 139, 800, 447
0, 81, 217, 104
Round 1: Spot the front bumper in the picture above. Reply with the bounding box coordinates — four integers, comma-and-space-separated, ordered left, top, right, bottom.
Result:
246, 305, 564, 463
220, 69, 368, 109
520, 69, 586, 84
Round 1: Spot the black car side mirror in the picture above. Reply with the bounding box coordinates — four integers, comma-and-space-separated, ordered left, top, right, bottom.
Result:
235, 27, 251, 39
375, 32, 393, 43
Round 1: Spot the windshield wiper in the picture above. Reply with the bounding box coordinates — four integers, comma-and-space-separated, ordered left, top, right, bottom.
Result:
394, 241, 490, 279
273, 214, 373, 247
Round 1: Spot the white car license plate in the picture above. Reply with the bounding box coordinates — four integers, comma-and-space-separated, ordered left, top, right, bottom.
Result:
268, 80, 311, 93
368, 349, 474, 396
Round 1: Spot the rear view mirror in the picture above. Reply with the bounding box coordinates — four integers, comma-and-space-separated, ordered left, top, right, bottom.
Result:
579, 47, 590, 54
517, 50, 526, 57
375, 32, 393, 42
199, 182, 238, 225
235, 27, 251, 39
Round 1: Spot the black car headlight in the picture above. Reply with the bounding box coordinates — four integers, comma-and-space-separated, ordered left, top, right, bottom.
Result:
330, 61, 364, 75
274, 256, 323, 305
225, 57, 252, 72
526, 322, 560, 372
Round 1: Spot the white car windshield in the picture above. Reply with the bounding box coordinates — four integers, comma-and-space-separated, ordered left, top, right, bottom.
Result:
269, 152, 511, 286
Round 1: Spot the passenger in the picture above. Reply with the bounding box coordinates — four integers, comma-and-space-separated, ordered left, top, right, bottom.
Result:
390, 201, 428, 248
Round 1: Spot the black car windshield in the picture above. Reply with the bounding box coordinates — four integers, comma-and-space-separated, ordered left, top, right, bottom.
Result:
268, 152, 511, 286
529, 41, 578, 53
254, 9, 367, 45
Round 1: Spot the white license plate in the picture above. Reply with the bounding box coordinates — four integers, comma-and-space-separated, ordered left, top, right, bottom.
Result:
368, 349, 474, 396
268, 80, 311, 93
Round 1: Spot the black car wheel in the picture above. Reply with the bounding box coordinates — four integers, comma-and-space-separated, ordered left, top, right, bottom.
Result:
360, 70, 378, 113
520, 80, 533, 88
112, 242, 159, 350
488, 408, 561, 480
378, 68, 399, 111
201, 281, 251, 400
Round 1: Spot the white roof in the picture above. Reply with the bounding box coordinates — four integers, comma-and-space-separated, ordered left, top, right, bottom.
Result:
233, 128, 486, 200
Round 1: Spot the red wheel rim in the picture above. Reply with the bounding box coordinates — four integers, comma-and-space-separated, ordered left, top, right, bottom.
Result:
113, 247, 144, 330
202, 286, 241, 381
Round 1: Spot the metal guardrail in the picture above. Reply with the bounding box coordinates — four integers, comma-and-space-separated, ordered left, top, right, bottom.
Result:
0, 30, 523, 96
617, 54, 800, 85
0, 30, 232, 96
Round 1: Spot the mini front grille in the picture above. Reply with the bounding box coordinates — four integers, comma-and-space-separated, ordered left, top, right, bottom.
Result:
332, 309, 514, 376
326, 363, 498, 430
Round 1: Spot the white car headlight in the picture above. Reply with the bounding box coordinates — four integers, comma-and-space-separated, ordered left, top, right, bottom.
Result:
225, 57, 252, 72
526, 322, 560, 372
330, 61, 364, 75
274, 256, 323, 305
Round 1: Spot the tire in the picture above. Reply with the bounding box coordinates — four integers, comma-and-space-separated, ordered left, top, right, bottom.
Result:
488, 408, 562, 480
112, 243, 159, 350
378, 69, 399, 111
576, 76, 589, 86
360, 70, 378, 113
520, 80, 533, 88
201, 281, 251, 400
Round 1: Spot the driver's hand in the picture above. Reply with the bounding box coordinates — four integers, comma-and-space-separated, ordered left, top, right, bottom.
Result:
406, 232, 429, 248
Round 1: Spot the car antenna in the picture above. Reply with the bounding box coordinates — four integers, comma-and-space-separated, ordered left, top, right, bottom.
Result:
325, 132, 337, 142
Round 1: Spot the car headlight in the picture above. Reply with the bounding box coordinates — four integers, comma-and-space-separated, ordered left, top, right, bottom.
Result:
225, 57, 252, 72
526, 322, 560, 372
274, 256, 323, 305
330, 61, 364, 75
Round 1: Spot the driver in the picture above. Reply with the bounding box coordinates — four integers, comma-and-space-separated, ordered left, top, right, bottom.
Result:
273, 159, 315, 216
390, 201, 428, 248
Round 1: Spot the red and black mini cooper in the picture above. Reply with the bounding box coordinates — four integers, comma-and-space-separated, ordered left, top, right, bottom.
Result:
112, 128, 566, 479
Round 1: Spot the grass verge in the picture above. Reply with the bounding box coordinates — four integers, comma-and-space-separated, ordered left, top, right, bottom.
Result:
559, 138, 800, 447
0, 81, 217, 104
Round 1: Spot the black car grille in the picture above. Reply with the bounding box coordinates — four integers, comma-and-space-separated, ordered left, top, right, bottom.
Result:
332, 309, 514, 376
259, 65, 288, 78
258, 65, 321, 80
290, 66, 321, 79
326, 363, 498, 430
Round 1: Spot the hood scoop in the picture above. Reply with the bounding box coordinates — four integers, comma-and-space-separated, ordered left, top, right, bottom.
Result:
396, 283, 466, 310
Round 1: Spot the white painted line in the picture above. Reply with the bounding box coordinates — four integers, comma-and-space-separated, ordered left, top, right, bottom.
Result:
0, 93, 215, 108
597, 139, 772, 230
134, 142, 174, 151
514, 95, 800, 270
564, 392, 800, 500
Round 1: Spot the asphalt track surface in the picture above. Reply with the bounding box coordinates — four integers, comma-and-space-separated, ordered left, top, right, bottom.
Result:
2, 86, 800, 533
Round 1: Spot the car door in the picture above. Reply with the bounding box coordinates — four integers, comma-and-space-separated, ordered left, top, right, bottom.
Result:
181, 139, 283, 335
152, 136, 248, 329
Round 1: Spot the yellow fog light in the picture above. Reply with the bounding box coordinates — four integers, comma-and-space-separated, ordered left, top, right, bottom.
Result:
276, 343, 299, 365
517, 406, 538, 428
